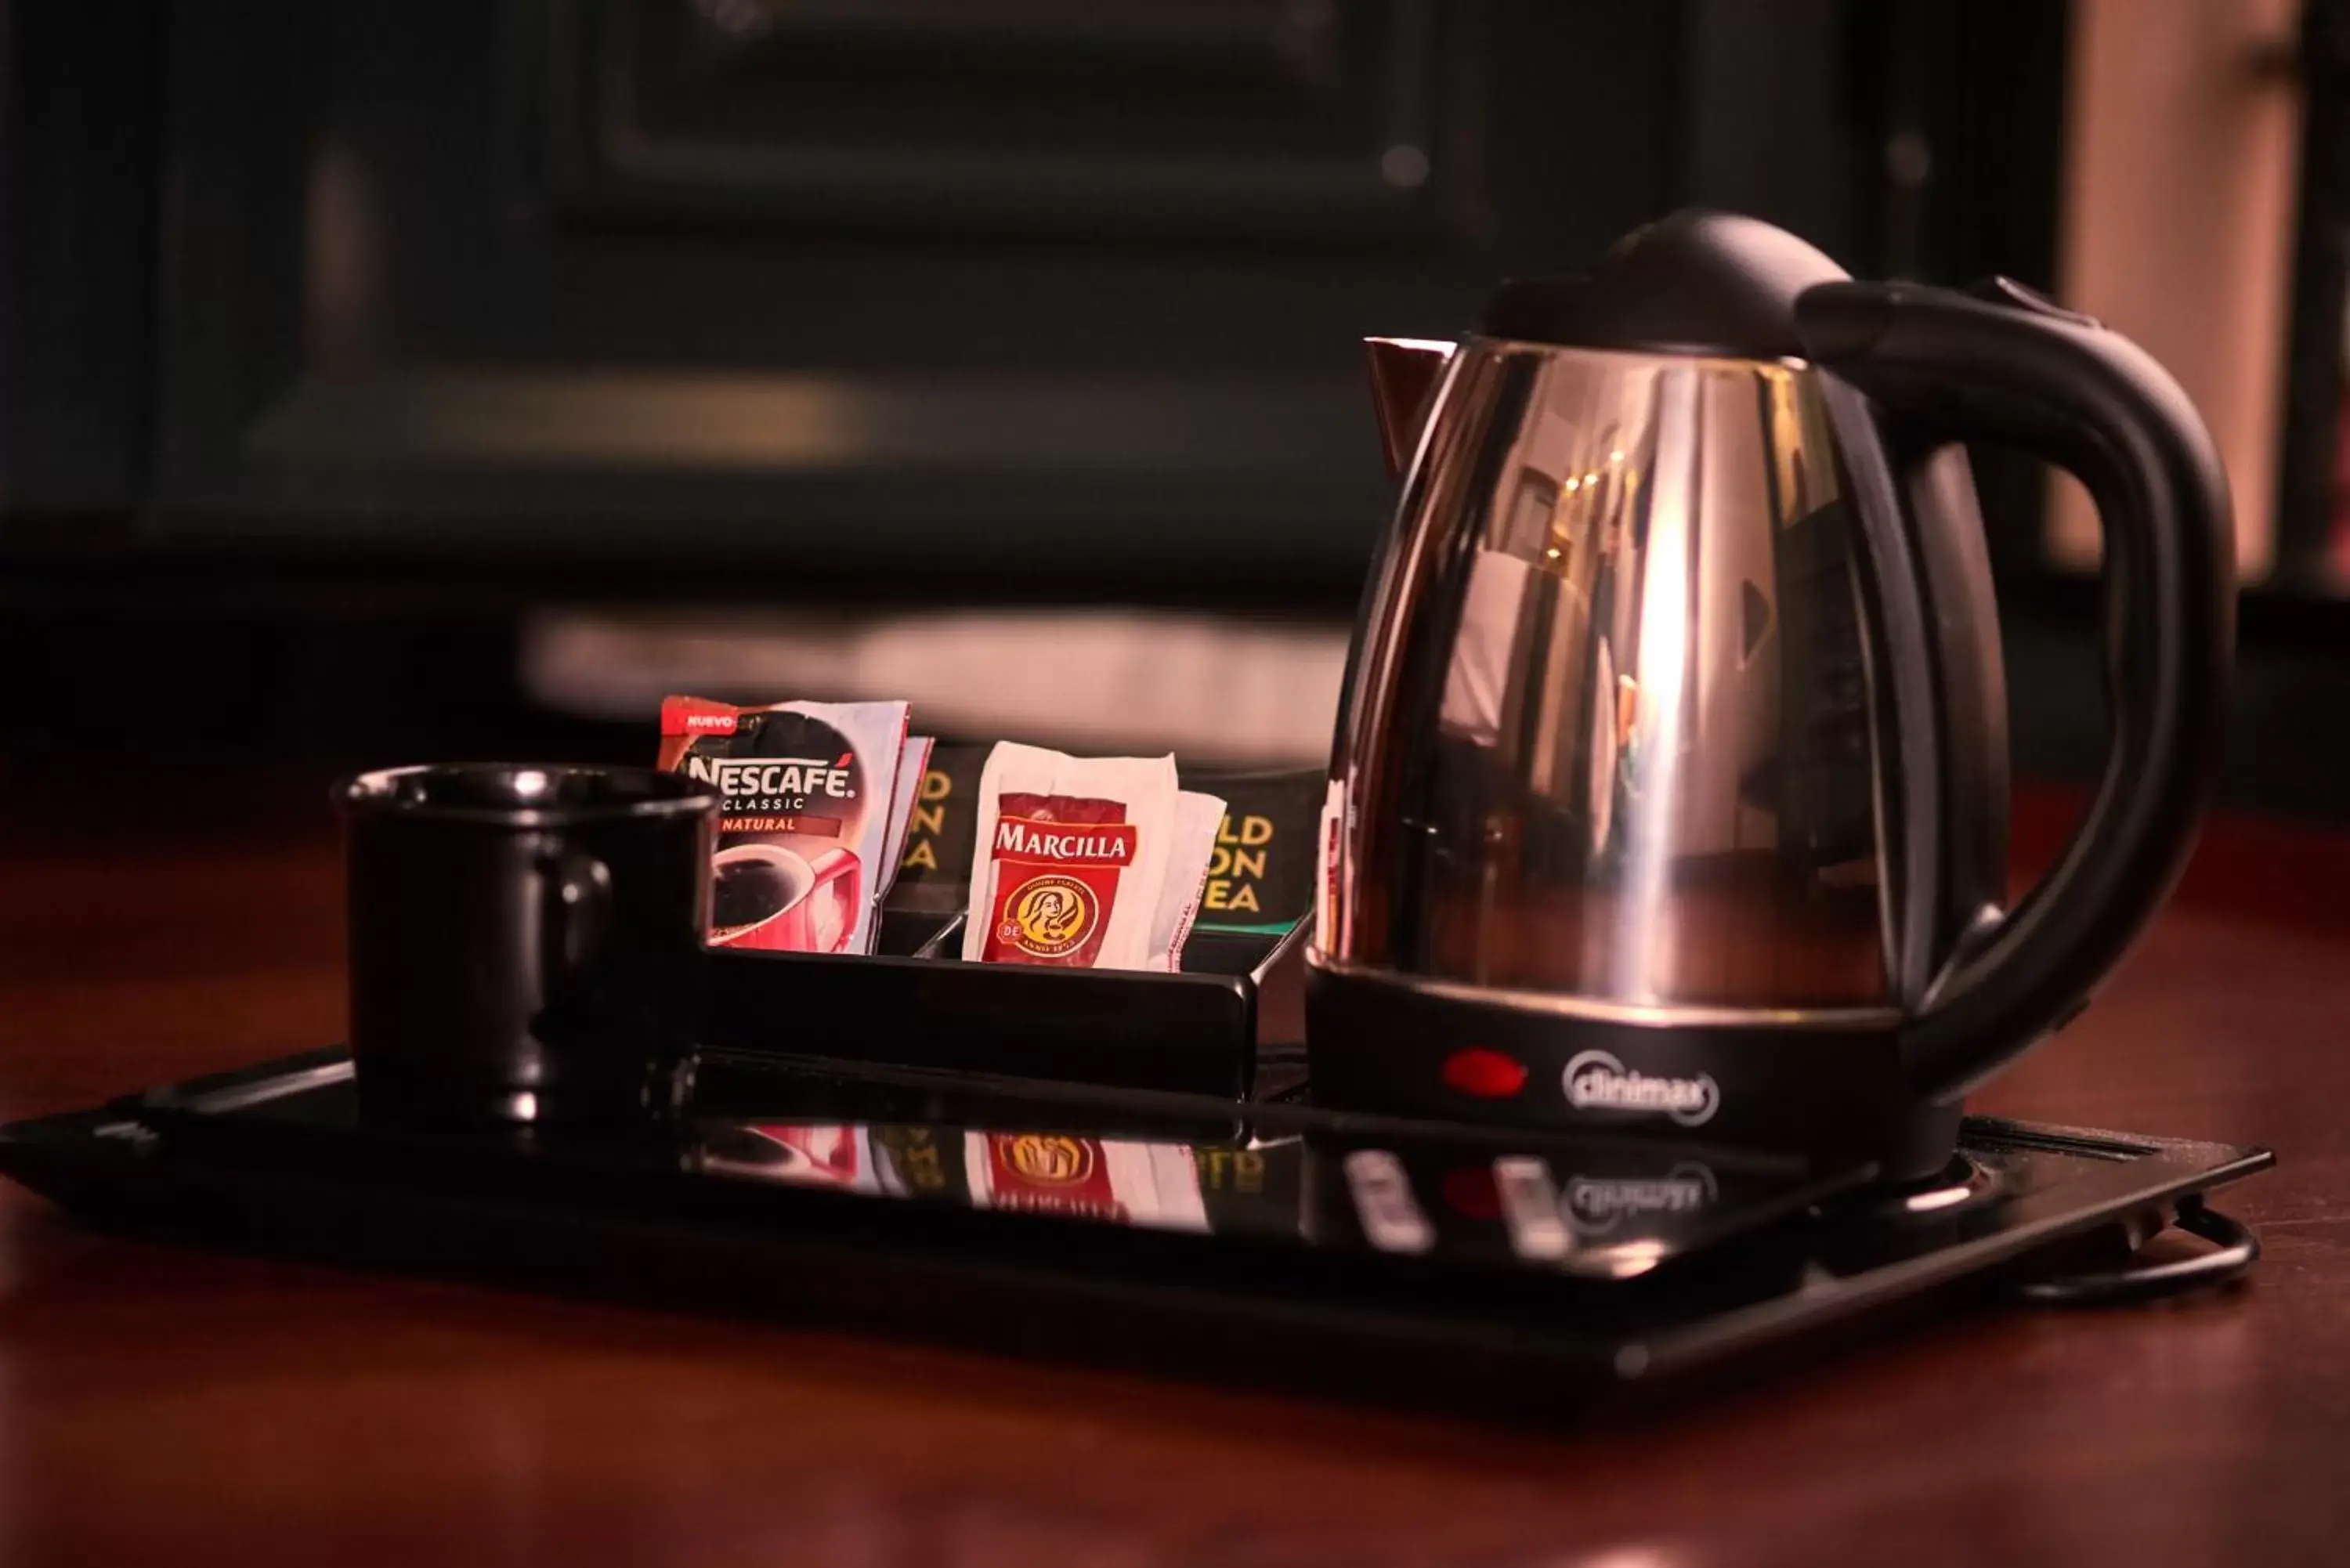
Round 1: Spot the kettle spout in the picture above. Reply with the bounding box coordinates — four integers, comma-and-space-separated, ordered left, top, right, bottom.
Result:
1365, 337, 1459, 481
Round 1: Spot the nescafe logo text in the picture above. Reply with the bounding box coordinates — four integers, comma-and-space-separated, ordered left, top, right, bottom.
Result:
685, 753, 856, 812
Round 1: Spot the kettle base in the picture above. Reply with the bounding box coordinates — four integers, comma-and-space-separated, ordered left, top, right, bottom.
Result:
1305, 960, 1965, 1186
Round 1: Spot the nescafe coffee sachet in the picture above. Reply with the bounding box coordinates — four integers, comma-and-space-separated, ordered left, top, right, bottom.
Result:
658, 696, 932, 956
963, 742, 1224, 972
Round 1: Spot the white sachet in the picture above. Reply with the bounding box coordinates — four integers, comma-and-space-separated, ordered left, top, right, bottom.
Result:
1146, 789, 1227, 972
964, 742, 1177, 970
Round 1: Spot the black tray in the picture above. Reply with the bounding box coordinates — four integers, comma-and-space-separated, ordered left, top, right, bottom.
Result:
0, 1046, 2272, 1421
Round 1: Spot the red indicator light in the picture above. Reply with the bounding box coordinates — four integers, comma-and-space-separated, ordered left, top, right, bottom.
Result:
1441, 1046, 1528, 1098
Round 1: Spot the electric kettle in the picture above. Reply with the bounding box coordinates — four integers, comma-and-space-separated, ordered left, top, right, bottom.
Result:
1307, 211, 2234, 1180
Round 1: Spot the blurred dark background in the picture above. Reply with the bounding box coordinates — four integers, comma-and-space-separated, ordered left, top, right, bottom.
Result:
2, 0, 2345, 814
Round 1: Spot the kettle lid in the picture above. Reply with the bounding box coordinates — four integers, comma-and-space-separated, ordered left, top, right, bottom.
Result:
1481, 209, 1849, 359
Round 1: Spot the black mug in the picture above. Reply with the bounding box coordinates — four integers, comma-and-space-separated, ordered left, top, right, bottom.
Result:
338, 763, 718, 1128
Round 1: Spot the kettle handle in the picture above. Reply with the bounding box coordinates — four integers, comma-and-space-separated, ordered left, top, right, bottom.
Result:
1795, 279, 2235, 1100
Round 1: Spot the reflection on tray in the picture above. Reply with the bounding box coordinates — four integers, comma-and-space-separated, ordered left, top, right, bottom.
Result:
136, 1051, 1867, 1282
683, 1112, 1768, 1278
693, 1122, 1230, 1233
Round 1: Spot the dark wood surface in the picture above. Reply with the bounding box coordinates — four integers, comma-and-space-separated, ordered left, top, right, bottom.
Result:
2, 771, 2346, 1566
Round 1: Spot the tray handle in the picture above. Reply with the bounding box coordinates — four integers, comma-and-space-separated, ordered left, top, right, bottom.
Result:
2016, 1197, 2258, 1306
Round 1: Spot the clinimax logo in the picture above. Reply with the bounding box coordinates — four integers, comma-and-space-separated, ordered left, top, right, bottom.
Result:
1561, 1050, 1720, 1127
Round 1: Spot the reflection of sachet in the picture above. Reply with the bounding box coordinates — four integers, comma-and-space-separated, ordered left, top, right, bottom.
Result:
698, 1124, 878, 1192
963, 1132, 1207, 1232
1191, 1139, 1306, 1240
1173, 767, 1325, 936
872, 1123, 970, 1201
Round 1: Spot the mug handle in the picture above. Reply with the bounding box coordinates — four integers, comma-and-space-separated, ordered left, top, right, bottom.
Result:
801, 847, 862, 955
538, 846, 614, 1000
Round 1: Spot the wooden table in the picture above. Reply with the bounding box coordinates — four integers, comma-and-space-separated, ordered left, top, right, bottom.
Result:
2, 771, 2345, 1566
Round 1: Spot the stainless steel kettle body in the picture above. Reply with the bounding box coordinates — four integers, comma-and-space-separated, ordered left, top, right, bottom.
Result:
1307, 213, 2236, 1181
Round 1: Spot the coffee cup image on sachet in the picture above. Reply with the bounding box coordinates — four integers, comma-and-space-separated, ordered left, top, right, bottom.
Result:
708, 841, 862, 953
